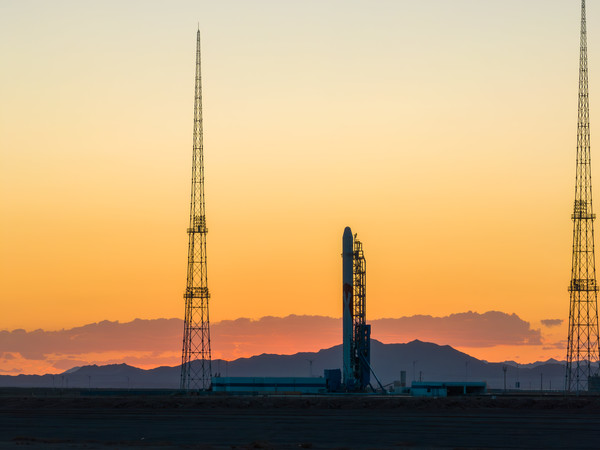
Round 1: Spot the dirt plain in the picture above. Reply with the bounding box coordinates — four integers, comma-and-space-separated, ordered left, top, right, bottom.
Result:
1, 392, 599, 449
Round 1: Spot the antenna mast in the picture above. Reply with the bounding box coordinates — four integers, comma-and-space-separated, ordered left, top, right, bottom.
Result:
566, 0, 600, 393
181, 29, 212, 390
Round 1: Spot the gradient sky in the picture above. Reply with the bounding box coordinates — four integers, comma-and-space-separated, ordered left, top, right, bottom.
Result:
1, 1, 599, 364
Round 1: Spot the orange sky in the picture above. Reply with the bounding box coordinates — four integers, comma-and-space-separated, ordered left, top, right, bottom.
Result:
0, 1, 597, 366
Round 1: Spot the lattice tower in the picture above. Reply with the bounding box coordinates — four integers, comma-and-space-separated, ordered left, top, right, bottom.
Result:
566, 0, 600, 393
180, 29, 212, 391
352, 236, 370, 388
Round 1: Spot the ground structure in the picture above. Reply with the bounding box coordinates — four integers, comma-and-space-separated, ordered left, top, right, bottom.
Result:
0, 390, 599, 449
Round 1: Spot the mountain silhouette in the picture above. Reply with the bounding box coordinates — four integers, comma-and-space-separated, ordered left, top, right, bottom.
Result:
0, 340, 568, 390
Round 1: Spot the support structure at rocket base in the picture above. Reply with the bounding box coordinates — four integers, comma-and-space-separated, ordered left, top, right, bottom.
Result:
342, 227, 371, 391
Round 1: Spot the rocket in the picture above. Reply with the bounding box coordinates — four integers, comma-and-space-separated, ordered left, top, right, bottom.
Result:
342, 226, 353, 387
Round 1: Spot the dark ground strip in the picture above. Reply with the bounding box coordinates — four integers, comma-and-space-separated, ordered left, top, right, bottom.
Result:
0, 395, 599, 449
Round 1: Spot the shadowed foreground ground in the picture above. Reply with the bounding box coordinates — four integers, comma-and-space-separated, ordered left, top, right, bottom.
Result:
0, 392, 599, 449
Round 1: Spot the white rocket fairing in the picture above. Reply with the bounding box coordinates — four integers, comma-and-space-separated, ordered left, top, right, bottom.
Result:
342, 227, 354, 387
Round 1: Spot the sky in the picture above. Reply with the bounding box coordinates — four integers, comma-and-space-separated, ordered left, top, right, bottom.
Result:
1, 0, 598, 371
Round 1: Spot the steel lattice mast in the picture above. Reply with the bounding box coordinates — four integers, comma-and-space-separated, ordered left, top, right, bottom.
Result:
566, 0, 600, 393
351, 236, 370, 388
181, 29, 212, 391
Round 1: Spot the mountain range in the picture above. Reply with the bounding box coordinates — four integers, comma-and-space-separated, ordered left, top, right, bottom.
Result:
0, 340, 568, 390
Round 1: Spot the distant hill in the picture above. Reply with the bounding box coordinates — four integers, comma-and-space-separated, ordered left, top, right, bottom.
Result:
501, 358, 562, 369
0, 340, 570, 390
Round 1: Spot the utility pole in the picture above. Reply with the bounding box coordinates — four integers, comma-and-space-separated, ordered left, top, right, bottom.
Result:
566, 0, 600, 394
181, 28, 212, 391
502, 365, 507, 392
306, 359, 314, 377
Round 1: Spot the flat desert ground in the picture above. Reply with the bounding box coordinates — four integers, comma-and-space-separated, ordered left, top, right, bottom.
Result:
1, 392, 599, 449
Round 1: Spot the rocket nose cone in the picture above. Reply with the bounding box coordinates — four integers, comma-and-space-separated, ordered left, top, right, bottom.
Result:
343, 226, 352, 237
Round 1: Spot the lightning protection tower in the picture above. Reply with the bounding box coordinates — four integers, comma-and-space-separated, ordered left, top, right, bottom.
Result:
566, 0, 600, 393
181, 29, 212, 391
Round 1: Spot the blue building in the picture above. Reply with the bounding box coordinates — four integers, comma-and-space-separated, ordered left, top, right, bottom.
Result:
411, 381, 486, 397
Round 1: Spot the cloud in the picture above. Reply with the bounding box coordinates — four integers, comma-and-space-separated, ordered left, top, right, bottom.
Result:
212, 315, 340, 359
372, 311, 542, 347
211, 312, 542, 356
0, 318, 181, 360
541, 319, 564, 327
0, 312, 543, 375
542, 341, 567, 350
51, 359, 90, 371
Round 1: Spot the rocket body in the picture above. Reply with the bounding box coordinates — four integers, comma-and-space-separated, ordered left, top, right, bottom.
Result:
342, 227, 354, 387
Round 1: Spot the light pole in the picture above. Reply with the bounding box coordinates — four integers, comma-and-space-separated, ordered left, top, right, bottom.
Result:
306, 359, 314, 377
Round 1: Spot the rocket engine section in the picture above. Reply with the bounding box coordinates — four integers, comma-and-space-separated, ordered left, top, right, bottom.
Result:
342, 227, 371, 391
